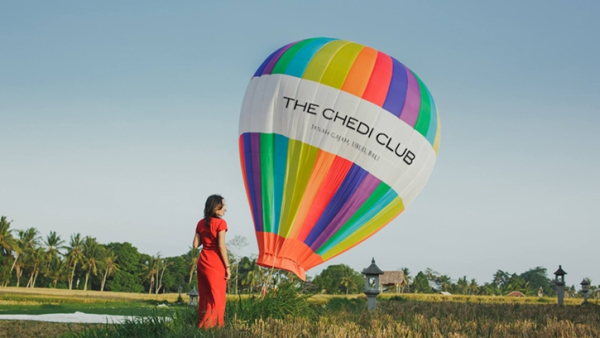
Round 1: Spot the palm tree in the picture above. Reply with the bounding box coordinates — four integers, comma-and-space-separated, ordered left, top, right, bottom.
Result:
340, 274, 356, 295
492, 270, 510, 294
100, 249, 119, 292
590, 284, 599, 299
236, 256, 254, 293
438, 275, 452, 292
142, 254, 160, 294
0, 216, 18, 285
242, 259, 261, 294
65, 233, 84, 290
456, 276, 468, 294
43, 231, 65, 269
227, 255, 238, 292
82, 236, 103, 291
46, 257, 67, 288
468, 278, 479, 295
227, 235, 249, 294
15, 228, 40, 287
156, 257, 170, 294
401, 267, 412, 293
481, 282, 496, 295
0, 216, 16, 255
26, 247, 46, 288
186, 247, 200, 284
5, 238, 23, 287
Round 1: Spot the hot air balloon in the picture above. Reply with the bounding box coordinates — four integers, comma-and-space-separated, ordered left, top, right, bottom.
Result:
239, 37, 440, 280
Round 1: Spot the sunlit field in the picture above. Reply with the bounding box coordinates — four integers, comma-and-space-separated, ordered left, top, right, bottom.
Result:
0, 286, 182, 305
1, 287, 599, 337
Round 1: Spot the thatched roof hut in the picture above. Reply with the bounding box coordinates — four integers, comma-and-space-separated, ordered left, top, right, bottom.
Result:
507, 291, 525, 297
379, 270, 408, 293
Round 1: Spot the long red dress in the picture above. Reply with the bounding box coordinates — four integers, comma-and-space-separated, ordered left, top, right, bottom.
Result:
196, 217, 228, 328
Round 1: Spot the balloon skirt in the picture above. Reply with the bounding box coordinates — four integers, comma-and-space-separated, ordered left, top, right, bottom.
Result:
196, 250, 226, 328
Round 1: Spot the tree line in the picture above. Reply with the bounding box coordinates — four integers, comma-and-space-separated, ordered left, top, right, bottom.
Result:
1, 216, 596, 298
0, 216, 307, 294
307, 264, 595, 298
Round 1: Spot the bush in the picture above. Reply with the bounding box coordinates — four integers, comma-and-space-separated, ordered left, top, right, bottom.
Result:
229, 282, 314, 323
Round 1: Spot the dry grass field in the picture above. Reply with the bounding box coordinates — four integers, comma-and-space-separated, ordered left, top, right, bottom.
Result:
310, 292, 599, 306
0, 286, 181, 303
0, 286, 256, 306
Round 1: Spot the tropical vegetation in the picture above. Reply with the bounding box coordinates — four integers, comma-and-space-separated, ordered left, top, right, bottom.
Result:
1, 215, 598, 301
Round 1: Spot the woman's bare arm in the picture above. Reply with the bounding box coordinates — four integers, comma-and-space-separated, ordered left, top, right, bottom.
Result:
217, 230, 230, 280
193, 233, 201, 249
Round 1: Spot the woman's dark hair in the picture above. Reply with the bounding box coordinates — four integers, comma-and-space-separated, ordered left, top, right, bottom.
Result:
204, 194, 224, 228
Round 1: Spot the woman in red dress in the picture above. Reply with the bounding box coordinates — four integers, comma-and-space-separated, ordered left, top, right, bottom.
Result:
193, 194, 230, 328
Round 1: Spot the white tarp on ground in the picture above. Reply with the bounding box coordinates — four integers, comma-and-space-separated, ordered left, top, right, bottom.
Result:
0, 311, 135, 323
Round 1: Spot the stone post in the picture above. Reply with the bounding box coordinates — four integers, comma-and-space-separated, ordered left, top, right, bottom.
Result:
362, 258, 384, 311
580, 278, 590, 304
553, 265, 566, 305
187, 286, 199, 307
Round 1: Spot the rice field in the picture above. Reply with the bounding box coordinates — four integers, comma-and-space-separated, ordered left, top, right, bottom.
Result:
1, 287, 599, 337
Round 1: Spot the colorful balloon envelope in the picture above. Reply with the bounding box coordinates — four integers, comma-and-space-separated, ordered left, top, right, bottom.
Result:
239, 37, 441, 280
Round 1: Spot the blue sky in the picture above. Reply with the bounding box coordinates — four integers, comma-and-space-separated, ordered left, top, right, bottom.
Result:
1, 1, 598, 287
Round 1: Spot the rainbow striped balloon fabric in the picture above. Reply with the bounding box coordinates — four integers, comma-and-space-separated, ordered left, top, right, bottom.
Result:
239, 37, 440, 280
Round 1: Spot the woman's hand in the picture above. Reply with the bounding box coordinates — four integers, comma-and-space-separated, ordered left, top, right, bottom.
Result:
225, 266, 231, 280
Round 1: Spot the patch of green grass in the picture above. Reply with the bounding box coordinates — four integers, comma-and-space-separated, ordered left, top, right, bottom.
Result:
0, 301, 185, 316
64, 308, 207, 338
0, 320, 94, 338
